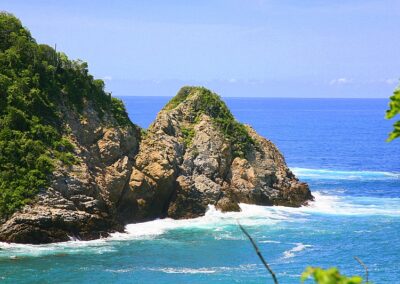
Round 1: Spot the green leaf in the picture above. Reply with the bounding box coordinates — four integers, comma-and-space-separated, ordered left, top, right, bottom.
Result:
386, 83, 400, 141
301, 267, 363, 284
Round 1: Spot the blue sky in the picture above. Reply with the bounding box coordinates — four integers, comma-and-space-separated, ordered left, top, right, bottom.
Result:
2, 0, 400, 97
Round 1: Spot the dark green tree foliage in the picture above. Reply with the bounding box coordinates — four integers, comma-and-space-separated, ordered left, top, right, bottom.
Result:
166, 86, 255, 158
0, 13, 130, 218
386, 83, 400, 141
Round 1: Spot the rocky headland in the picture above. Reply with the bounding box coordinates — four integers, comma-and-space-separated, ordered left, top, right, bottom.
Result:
0, 13, 312, 244
0, 86, 312, 244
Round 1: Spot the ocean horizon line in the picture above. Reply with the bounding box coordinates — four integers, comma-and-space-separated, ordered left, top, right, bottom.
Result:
116, 95, 390, 99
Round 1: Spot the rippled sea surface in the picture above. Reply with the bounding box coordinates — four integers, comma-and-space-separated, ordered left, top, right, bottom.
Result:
1, 97, 399, 283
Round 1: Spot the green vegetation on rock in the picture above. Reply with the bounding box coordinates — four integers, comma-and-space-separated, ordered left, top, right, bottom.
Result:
386, 82, 400, 141
166, 86, 254, 157
0, 12, 131, 218
164, 86, 193, 110
181, 126, 195, 147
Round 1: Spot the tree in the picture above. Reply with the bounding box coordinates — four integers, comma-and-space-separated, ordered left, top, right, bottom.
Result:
386, 83, 400, 141
0, 12, 130, 217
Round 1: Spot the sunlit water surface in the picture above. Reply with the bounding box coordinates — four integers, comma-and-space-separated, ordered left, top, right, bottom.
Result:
1, 98, 399, 283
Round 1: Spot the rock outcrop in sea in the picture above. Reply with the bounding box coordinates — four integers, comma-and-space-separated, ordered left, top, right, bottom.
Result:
128, 87, 312, 220
0, 86, 312, 244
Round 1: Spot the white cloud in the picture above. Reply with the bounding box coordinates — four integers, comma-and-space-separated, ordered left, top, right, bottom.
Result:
384, 78, 398, 85
102, 76, 112, 81
329, 78, 353, 85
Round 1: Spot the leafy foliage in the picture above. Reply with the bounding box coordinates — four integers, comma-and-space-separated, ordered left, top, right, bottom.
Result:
0, 12, 130, 218
167, 86, 255, 157
181, 126, 195, 147
301, 267, 363, 284
110, 97, 132, 126
386, 83, 400, 141
164, 86, 193, 110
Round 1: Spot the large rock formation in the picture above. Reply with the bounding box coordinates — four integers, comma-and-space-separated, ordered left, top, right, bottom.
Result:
0, 13, 312, 244
0, 101, 141, 244
126, 87, 313, 220
0, 86, 312, 244
0, 12, 144, 243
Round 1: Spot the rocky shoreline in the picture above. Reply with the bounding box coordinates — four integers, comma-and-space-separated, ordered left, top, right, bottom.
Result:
0, 87, 313, 244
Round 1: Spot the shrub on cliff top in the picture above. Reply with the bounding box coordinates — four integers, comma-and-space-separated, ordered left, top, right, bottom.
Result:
164, 86, 193, 110
166, 86, 255, 158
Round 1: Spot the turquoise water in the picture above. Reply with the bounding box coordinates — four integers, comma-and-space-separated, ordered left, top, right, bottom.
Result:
1, 98, 399, 283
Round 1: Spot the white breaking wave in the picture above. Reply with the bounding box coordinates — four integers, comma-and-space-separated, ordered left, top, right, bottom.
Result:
292, 167, 400, 180
110, 204, 295, 241
1, 191, 399, 256
110, 192, 399, 242
148, 267, 217, 274
0, 204, 294, 256
265, 191, 400, 216
0, 237, 116, 258
96, 265, 261, 275
282, 243, 312, 259
259, 240, 281, 244
146, 264, 258, 274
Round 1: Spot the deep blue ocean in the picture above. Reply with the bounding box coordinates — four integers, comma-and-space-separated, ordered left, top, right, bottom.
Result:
1, 97, 399, 283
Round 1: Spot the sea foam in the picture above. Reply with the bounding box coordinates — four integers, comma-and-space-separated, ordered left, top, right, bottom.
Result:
292, 167, 400, 181
110, 203, 294, 241
282, 243, 312, 259
255, 191, 400, 217
1, 165, 399, 258
1, 190, 398, 256
110, 191, 399, 242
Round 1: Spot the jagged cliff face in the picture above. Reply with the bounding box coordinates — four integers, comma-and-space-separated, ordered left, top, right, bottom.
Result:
0, 101, 140, 243
0, 86, 312, 244
127, 87, 313, 220
0, 13, 141, 243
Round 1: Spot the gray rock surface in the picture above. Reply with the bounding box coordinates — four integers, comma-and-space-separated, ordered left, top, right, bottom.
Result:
0, 101, 140, 243
0, 87, 312, 244
129, 87, 313, 219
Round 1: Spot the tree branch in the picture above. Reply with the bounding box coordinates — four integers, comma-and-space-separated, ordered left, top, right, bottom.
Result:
354, 256, 369, 283
238, 222, 279, 284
